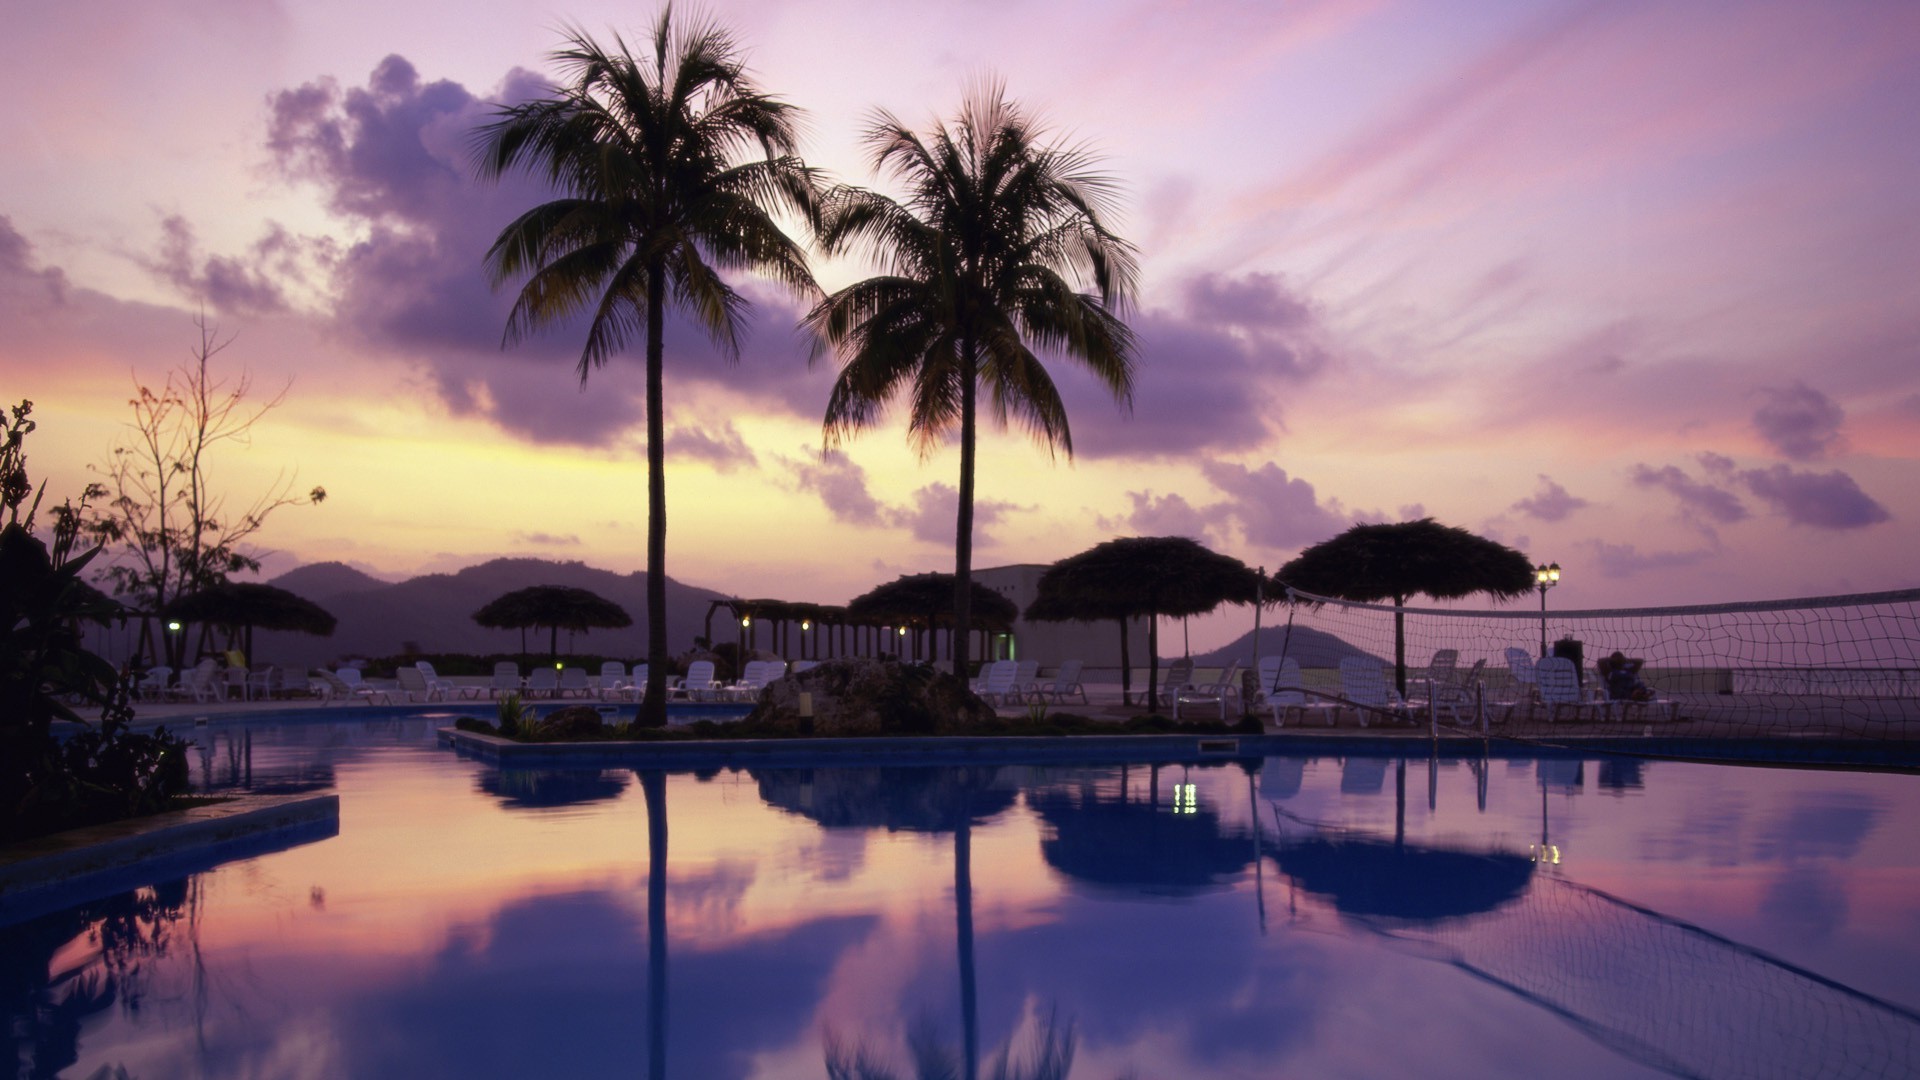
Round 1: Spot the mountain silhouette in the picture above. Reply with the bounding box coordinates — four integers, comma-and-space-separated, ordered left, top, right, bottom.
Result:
247, 558, 735, 666
1186, 624, 1379, 669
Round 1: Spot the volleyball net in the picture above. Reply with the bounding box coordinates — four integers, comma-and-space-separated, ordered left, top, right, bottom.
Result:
1265, 587, 1920, 743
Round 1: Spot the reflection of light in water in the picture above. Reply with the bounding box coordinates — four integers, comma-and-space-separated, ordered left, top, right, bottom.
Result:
1173, 783, 1198, 814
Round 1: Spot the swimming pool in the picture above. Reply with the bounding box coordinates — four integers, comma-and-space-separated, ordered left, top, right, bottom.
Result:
8, 716, 1919, 1078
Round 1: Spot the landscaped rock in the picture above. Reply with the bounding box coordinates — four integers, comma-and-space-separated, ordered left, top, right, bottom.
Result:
530, 705, 609, 740
745, 659, 995, 736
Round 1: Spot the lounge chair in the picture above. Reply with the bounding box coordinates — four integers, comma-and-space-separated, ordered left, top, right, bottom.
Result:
525, 667, 558, 699
973, 660, 1020, 705
726, 659, 786, 702
1011, 660, 1040, 702
1034, 660, 1087, 705
136, 665, 173, 702
1174, 662, 1242, 720
490, 662, 523, 698
557, 667, 592, 698
1535, 656, 1600, 723
1267, 657, 1337, 728
614, 664, 651, 702
170, 659, 221, 703
597, 661, 629, 699
1594, 662, 1680, 724
1428, 658, 1486, 725
1335, 657, 1415, 727
417, 661, 484, 700
394, 666, 441, 702
1155, 658, 1196, 709
316, 669, 393, 706
1502, 647, 1538, 717
680, 660, 719, 701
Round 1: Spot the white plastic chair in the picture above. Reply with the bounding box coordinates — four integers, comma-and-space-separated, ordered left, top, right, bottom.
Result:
136, 666, 173, 702
1035, 660, 1086, 705
1336, 657, 1414, 727
490, 662, 523, 698
1535, 656, 1597, 723
1174, 662, 1242, 720
525, 667, 558, 699
680, 660, 719, 701
557, 667, 591, 698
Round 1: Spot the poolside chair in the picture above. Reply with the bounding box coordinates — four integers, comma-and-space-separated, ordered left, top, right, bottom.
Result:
680, 660, 719, 701
1594, 662, 1680, 724
136, 665, 173, 702
1267, 657, 1338, 728
490, 662, 523, 698
597, 661, 629, 699
1502, 648, 1539, 716
316, 669, 393, 706
973, 659, 1021, 705
417, 661, 484, 700
1155, 658, 1196, 709
557, 667, 592, 698
1012, 660, 1040, 702
168, 659, 219, 703
525, 667, 558, 699
1336, 657, 1415, 727
394, 666, 441, 702
247, 664, 286, 702
1254, 655, 1283, 700
1034, 659, 1087, 705
1428, 658, 1486, 725
615, 664, 650, 702
1174, 661, 1242, 720
1535, 656, 1599, 723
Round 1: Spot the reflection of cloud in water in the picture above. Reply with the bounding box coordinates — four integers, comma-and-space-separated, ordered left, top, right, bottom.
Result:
1641, 790, 1751, 867
793, 828, 868, 884
1753, 791, 1882, 862
334, 887, 873, 1079
1760, 869, 1850, 943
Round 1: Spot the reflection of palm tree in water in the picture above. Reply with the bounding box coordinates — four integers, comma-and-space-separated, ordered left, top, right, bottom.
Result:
1, 877, 196, 1077
639, 770, 668, 1080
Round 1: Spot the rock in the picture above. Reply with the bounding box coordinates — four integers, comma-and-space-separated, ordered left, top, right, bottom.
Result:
745, 659, 995, 736
530, 705, 609, 740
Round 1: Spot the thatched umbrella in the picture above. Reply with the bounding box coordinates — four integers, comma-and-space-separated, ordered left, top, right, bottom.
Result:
1031, 783, 1254, 896
1274, 518, 1534, 696
1026, 537, 1261, 707
472, 585, 632, 660
848, 573, 1017, 664
163, 581, 336, 664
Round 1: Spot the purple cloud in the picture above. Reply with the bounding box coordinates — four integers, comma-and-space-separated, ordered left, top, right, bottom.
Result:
1511, 474, 1589, 522
1580, 538, 1716, 579
1752, 382, 1845, 461
1199, 460, 1356, 550
664, 422, 759, 473
1629, 463, 1749, 525
898, 483, 1021, 547
784, 449, 888, 527
135, 215, 317, 316
0, 216, 68, 306
1737, 465, 1890, 529
1114, 491, 1224, 541
1050, 272, 1332, 460
265, 56, 829, 446
512, 531, 581, 547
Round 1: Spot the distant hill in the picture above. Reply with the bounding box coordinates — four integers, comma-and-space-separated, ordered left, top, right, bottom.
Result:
1186, 625, 1379, 669
248, 557, 735, 666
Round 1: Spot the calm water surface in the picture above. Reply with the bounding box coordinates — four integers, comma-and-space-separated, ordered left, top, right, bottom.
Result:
7, 716, 1920, 1078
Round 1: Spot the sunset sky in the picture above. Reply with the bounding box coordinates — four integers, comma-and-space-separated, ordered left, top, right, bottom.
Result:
5, 0, 1917, 647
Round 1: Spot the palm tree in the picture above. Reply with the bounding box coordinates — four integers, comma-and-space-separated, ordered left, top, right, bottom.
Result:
472, 13, 818, 726
807, 83, 1137, 684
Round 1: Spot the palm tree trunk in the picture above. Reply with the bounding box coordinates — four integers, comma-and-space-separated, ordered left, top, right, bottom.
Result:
641, 272, 669, 727
1116, 617, 1132, 706
952, 345, 977, 683
641, 770, 669, 1080
955, 812, 978, 1080
1147, 609, 1161, 713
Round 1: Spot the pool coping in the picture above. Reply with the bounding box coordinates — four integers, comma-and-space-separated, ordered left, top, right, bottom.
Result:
436, 726, 1920, 770
0, 792, 340, 925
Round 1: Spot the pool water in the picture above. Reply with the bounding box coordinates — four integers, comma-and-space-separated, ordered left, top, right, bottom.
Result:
7, 718, 1920, 1078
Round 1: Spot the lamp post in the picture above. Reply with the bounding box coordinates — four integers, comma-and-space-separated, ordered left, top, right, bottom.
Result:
1534, 562, 1560, 657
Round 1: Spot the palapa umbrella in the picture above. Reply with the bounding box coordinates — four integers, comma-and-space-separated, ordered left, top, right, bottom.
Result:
472, 585, 632, 660
162, 581, 336, 663
1026, 536, 1261, 707
1274, 518, 1533, 696
848, 573, 1017, 663
1031, 783, 1255, 897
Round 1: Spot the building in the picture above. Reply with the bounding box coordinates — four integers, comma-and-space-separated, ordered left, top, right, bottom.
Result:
973, 563, 1151, 669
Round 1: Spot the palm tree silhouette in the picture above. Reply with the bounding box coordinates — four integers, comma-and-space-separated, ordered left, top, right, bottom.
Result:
807, 82, 1137, 682
472, 11, 819, 725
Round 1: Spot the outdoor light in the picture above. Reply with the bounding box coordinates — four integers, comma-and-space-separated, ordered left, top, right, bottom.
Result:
1535, 562, 1561, 657
167, 621, 182, 632
898, 627, 908, 637
741, 614, 751, 628
801, 619, 812, 631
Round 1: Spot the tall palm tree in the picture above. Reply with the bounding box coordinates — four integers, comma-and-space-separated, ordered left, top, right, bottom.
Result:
807, 83, 1137, 683
472, 12, 818, 725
